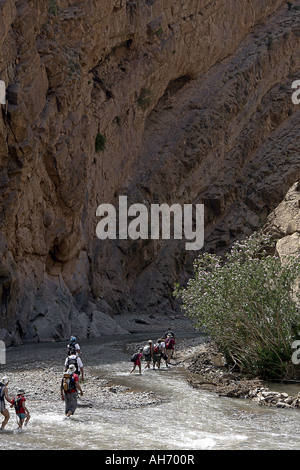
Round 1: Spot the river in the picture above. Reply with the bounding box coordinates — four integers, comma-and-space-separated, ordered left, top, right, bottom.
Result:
1, 331, 300, 451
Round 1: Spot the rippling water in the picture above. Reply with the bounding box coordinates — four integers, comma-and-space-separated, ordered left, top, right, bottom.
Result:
1, 332, 300, 450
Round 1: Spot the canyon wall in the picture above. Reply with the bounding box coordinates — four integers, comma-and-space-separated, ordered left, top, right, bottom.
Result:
0, 0, 299, 345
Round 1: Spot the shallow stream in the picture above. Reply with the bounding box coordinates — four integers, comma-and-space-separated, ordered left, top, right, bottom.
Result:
1, 332, 300, 450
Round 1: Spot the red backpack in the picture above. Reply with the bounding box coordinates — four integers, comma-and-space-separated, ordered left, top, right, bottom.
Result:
165, 337, 174, 349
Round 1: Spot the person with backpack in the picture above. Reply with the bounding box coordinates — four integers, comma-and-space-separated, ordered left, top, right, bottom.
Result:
164, 328, 175, 340
153, 339, 163, 369
130, 348, 143, 375
67, 336, 81, 356
164, 334, 176, 367
64, 351, 84, 381
61, 364, 83, 418
143, 340, 153, 369
0, 377, 11, 431
10, 389, 30, 429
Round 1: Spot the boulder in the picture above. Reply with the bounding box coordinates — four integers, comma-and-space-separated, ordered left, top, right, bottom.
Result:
88, 310, 129, 337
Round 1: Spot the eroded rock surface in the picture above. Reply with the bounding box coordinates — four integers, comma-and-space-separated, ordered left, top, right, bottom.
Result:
0, 0, 299, 344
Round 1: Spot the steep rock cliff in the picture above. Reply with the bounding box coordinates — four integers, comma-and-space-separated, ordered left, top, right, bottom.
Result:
264, 180, 300, 258
0, 0, 299, 344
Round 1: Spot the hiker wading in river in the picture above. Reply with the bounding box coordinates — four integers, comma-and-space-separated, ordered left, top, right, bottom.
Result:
165, 334, 176, 367
0, 377, 11, 430
11, 389, 30, 429
143, 340, 154, 369
64, 351, 84, 382
130, 348, 143, 375
153, 340, 163, 369
61, 364, 83, 418
67, 336, 81, 356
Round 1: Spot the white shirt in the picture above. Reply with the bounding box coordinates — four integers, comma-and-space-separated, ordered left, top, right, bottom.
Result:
65, 354, 83, 369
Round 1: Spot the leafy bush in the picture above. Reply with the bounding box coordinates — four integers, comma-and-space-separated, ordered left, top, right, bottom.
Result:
136, 88, 152, 110
95, 133, 106, 152
48, 0, 58, 15
174, 233, 300, 379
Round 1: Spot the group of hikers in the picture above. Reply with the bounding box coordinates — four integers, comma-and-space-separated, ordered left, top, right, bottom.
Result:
0, 335, 85, 429
0, 379, 30, 431
130, 328, 176, 375
1, 329, 176, 429
61, 336, 84, 418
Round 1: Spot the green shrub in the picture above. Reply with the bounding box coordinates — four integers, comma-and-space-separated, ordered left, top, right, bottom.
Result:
114, 116, 122, 126
137, 87, 152, 110
95, 133, 106, 152
174, 233, 300, 379
267, 36, 273, 50
48, 0, 58, 15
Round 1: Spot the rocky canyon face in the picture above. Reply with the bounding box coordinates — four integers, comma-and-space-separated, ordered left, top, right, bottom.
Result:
0, 0, 299, 345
